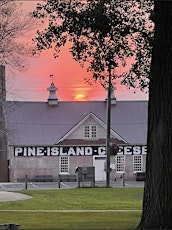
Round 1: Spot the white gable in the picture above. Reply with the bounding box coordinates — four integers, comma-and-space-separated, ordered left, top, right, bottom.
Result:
56, 112, 127, 144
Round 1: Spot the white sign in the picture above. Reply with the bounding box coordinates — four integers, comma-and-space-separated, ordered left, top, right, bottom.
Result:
14, 145, 147, 157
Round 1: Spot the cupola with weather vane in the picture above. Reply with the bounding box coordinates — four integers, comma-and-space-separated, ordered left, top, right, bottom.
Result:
47, 74, 58, 105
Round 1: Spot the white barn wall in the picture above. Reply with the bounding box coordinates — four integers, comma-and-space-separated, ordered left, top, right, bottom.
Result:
6, 101, 147, 182
8, 146, 146, 182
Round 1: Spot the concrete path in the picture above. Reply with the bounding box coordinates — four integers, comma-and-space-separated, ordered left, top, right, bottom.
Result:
0, 191, 32, 202
0, 209, 141, 212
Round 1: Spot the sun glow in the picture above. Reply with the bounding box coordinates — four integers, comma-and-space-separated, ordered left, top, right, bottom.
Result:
74, 94, 86, 101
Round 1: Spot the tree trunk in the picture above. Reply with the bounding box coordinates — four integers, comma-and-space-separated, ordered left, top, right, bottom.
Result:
137, 1, 172, 229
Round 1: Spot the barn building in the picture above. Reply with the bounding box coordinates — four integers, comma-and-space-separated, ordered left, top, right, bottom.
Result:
0, 65, 148, 182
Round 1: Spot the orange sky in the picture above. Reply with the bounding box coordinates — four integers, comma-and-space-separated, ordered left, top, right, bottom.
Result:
6, 1, 148, 102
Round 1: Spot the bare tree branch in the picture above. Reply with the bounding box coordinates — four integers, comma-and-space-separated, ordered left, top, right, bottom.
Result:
0, 0, 40, 70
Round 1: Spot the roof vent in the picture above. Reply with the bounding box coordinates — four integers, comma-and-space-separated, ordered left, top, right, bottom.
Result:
105, 85, 116, 105
47, 82, 58, 105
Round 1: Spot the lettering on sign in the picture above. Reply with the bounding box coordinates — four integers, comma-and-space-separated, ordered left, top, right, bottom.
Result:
14, 145, 147, 157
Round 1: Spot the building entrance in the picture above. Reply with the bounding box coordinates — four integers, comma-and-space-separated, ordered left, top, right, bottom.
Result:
93, 156, 106, 181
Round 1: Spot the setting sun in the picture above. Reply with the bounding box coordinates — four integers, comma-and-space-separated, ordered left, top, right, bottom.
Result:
74, 94, 86, 101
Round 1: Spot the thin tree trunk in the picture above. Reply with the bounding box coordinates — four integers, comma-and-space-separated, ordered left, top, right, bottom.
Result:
138, 1, 172, 228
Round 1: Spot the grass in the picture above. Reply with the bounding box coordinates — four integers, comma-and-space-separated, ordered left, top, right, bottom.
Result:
0, 187, 143, 229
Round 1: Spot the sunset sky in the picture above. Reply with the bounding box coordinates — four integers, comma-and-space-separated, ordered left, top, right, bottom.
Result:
6, 0, 148, 102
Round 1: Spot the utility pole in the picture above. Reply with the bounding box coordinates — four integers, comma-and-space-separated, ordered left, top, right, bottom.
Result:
0, 65, 8, 182
106, 66, 111, 188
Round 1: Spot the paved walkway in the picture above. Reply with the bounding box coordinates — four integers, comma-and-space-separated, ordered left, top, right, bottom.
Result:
0, 209, 141, 212
0, 191, 32, 202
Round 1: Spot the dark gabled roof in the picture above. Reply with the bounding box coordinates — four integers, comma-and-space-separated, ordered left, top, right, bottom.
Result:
4, 100, 148, 146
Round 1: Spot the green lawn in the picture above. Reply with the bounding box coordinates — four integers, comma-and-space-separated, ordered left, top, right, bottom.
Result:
0, 187, 143, 229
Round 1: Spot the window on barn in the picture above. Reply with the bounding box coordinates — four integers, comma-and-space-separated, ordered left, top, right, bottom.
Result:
84, 125, 97, 138
84, 126, 90, 138
116, 155, 125, 172
133, 155, 142, 172
60, 156, 69, 174
91, 125, 97, 138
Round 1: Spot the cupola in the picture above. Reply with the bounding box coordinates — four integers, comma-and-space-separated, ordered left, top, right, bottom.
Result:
47, 81, 58, 105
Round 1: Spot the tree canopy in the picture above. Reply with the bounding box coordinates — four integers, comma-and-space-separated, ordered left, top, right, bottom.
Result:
33, 0, 154, 90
